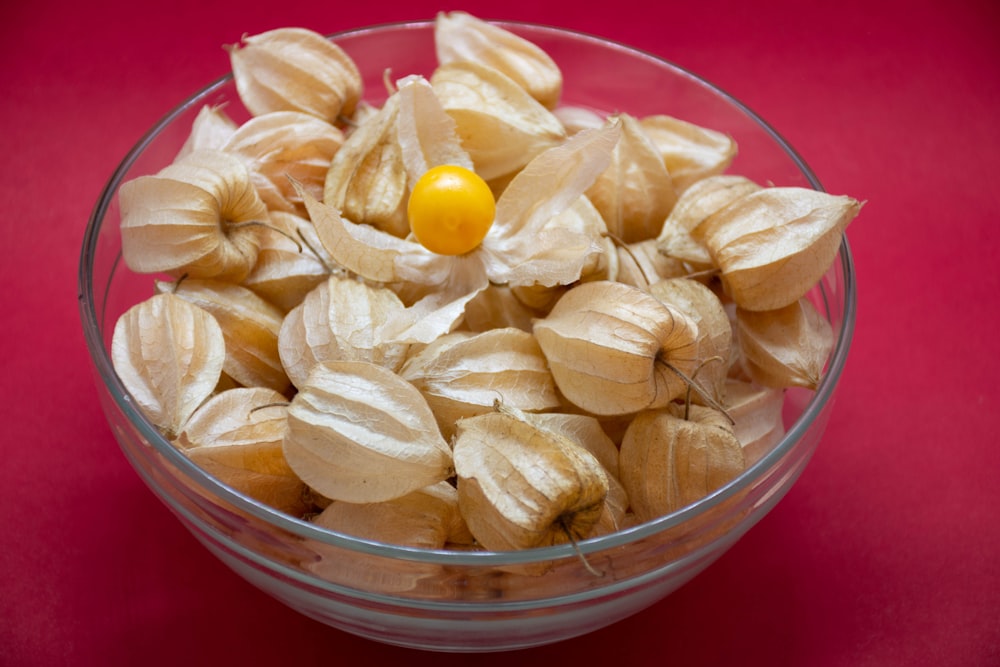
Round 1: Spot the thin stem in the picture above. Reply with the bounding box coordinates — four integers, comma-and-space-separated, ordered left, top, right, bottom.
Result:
229, 220, 303, 253
248, 402, 291, 418
558, 517, 605, 578
382, 67, 396, 97
167, 273, 190, 293
658, 357, 735, 424
682, 267, 721, 282
602, 231, 653, 289
295, 228, 336, 274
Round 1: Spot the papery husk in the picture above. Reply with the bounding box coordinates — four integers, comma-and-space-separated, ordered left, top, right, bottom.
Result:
307, 123, 621, 313
533, 280, 701, 416
615, 239, 689, 290
227, 27, 362, 122
619, 403, 745, 522
395, 75, 475, 187
509, 194, 617, 313
700, 187, 862, 311
462, 284, 540, 333
177, 105, 237, 159
519, 410, 628, 536
585, 113, 677, 244
222, 111, 344, 215
119, 149, 268, 282
724, 379, 786, 466
649, 277, 733, 406
342, 100, 380, 136
284, 360, 454, 503
657, 174, 762, 269
399, 328, 561, 440
155, 277, 290, 394
111, 293, 225, 438
639, 114, 737, 192
240, 210, 336, 312
478, 123, 621, 289
278, 275, 411, 389
735, 297, 834, 390
554, 105, 606, 135
312, 481, 472, 549
452, 409, 609, 551
322, 92, 410, 238
522, 411, 621, 479
434, 11, 562, 109
175, 387, 310, 516
430, 59, 566, 181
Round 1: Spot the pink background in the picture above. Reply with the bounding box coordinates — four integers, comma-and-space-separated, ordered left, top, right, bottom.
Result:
3, 0, 998, 664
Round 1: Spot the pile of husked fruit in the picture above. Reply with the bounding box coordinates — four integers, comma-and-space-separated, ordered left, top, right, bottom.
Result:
111, 11, 861, 553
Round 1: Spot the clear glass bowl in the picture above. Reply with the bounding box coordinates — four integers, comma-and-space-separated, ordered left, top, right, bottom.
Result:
78, 20, 856, 652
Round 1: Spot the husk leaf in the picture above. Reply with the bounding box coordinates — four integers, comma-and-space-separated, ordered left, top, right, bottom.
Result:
111, 293, 225, 438
585, 113, 677, 243
399, 328, 560, 439
533, 280, 701, 416
283, 360, 453, 503
452, 409, 609, 550
434, 11, 562, 109
639, 114, 737, 192
227, 27, 362, 121
119, 149, 268, 282
701, 187, 862, 311
430, 59, 566, 181
619, 403, 745, 522
278, 275, 411, 389
735, 297, 835, 390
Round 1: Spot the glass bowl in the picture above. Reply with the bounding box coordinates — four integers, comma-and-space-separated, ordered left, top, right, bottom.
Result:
78, 20, 856, 652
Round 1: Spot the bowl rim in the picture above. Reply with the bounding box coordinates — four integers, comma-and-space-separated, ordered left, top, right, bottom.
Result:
78, 18, 857, 568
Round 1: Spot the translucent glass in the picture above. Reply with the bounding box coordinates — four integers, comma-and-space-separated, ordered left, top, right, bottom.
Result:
78, 21, 856, 652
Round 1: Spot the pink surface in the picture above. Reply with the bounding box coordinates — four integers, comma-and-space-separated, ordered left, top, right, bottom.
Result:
3, 0, 998, 664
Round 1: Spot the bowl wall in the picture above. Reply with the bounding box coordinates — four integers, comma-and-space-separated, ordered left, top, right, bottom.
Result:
79, 21, 855, 652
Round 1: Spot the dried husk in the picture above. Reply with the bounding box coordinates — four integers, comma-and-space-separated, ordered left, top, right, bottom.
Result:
462, 284, 539, 333
477, 123, 621, 289
509, 194, 617, 313
434, 11, 562, 109
585, 113, 677, 244
322, 92, 410, 238
639, 114, 737, 192
156, 277, 290, 394
227, 27, 362, 122
175, 387, 310, 515
177, 105, 237, 159
520, 410, 628, 536
278, 275, 411, 389
649, 277, 733, 406
533, 280, 701, 416
111, 293, 225, 438
619, 403, 745, 522
312, 481, 472, 549
395, 75, 475, 188
308, 122, 620, 311
554, 105, 606, 135
615, 239, 689, 290
657, 174, 762, 269
283, 360, 453, 503
452, 409, 609, 550
700, 187, 862, 311
222, 110, 344, 215
430, 59, 567, 181
724, 379, 786, 466
240, 210, 336, 312
399, 328, 560, 440
735, 297, 835, 390
119, 149, 268, 282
